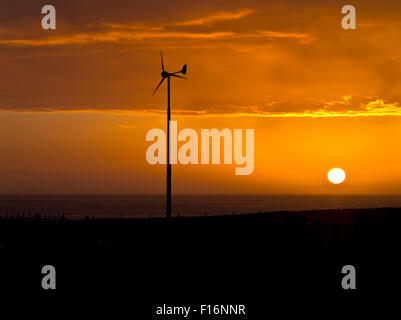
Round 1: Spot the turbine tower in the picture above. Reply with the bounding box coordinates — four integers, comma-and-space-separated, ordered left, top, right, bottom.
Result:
152, 51, 187, 219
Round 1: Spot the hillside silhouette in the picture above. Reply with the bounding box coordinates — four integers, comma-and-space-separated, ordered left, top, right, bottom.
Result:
1, 207, 400, 316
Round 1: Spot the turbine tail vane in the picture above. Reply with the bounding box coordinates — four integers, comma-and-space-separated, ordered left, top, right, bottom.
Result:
181, 64, 187, 75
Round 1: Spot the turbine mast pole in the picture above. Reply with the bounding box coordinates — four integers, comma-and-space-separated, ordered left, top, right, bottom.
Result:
166, 76, 172, 219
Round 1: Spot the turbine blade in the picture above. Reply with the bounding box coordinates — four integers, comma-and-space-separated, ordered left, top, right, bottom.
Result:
152, 77, 165, 95
171, 74, 187, 79
160, 50, 164, 72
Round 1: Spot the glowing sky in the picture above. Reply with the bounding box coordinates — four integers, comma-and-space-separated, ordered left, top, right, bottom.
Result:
1, 0, 401, 193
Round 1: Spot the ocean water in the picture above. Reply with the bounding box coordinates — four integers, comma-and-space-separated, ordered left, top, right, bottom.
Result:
1, 194, 401, 219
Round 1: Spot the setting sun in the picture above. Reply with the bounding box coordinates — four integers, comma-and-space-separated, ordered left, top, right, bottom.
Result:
328, 168, 346, 184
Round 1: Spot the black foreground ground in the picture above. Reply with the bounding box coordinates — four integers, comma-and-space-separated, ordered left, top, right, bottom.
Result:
1, 208, 400, 317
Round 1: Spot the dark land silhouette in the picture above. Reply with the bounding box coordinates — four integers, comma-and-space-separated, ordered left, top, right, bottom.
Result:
1, 207, 400, 316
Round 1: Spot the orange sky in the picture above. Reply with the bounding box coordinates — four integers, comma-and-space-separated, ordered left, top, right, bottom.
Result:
1, 0, 401, 194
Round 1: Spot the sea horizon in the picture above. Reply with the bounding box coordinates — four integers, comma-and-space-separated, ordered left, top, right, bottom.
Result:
1, 194, 401, 219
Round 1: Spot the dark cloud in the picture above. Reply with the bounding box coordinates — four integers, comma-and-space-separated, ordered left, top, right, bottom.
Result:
0, 0, 401, 116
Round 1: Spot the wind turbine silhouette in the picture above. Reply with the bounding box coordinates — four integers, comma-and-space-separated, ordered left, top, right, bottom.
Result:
152, 51, 187, 219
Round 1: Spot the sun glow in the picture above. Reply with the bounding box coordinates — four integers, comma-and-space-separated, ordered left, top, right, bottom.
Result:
328, 168, 346, 184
